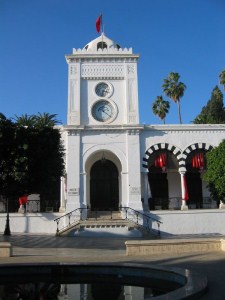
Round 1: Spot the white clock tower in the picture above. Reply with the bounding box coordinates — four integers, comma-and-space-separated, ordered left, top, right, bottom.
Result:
66, 33, 139, 126
62, 33, 143, 213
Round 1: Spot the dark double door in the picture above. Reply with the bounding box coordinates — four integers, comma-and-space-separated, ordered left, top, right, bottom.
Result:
90, 160, 119, 211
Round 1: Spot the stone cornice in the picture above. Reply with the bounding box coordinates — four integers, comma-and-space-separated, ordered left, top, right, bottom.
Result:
62, 124, 144, 133
144, 124, 225, 132
57, 123, 225, 133
65, 54, 139, 64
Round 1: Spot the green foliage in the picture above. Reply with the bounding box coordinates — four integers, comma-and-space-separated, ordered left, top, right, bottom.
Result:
193, 86, 225, 124
0, 113, 65, 211
162, 72, 186, 124
204, 140, 225, 203
152, 96, 170, 124
219, 68, 225, 91
13, 112, 61, 127
0, 114, 24, 197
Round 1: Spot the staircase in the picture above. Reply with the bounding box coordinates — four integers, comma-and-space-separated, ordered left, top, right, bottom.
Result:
54, 208, 162, 238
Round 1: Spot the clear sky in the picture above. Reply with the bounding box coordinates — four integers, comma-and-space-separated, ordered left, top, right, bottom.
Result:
0, 0, 225, 125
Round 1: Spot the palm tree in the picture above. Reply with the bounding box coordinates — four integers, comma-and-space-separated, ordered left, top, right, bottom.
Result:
152, 96, 170, 124
162, 72, 186, 124
219, 68, 225, 91
13, 114, 36, 127
34, 113, 61, 128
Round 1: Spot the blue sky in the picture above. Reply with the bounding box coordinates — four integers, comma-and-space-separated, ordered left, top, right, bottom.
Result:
0, 0, 225, 125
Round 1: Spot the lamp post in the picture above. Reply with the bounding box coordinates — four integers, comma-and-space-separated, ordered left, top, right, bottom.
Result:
4, 198, 11, 236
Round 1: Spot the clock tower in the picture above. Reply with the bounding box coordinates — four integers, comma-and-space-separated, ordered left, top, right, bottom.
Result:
63, 34, 143, 214
65, 33, 139, 126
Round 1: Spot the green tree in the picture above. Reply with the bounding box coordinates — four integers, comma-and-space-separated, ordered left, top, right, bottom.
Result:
0, 114, 26, 212
152, 96, 170, 124
219, 68, 225, 91
162, 72, 186, 124
204, 140, 225, 204
0, 112, 65, 212
34, 112, 61, 128
27, 126, 65, 210
13, 114, 36, 127
193, 86, 225, 124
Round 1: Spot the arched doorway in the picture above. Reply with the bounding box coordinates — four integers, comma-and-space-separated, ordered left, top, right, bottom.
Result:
147, 150, 179, 210
185, 150, 205, 208
90, 159, 119, 211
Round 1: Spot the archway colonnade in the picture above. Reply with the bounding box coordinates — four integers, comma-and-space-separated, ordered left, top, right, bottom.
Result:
142, 142, 214, 211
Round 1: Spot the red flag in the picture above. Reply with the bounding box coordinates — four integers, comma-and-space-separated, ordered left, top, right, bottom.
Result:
96, 15, 101, 33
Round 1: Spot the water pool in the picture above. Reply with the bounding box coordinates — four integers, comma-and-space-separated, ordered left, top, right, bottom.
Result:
0, 262, 207, 299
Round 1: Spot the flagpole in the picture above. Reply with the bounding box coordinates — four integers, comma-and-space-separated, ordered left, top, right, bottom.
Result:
101, 14, 104, 34
101, 14, 104, 49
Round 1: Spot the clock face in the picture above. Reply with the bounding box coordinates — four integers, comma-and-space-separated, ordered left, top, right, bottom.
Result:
92, 100, 115, 122
95, 82, 111, 98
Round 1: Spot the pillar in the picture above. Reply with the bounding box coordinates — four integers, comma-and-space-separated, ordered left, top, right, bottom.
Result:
142, 171, 150, 211
59, 176, 66, 213
180, 171, 188, 210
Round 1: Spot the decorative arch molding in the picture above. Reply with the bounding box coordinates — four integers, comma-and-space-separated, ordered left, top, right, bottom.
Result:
182, 143, 213, 168
182, 143, 213, 158
83, 144, 126, 174
142, 142, 214, 172
142, 143, 183, 169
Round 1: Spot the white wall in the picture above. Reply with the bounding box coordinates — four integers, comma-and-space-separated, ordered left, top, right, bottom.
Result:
150, 209, 225, 236
1, 210, 225, 236
0, 213, 61, 234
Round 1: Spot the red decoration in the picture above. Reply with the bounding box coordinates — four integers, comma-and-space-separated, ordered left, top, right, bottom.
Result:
154, 153, 167, 172
96, 15, 102, 33
192, 153, 204, 170
19, 195, 28, 205
183, 175, 189, 201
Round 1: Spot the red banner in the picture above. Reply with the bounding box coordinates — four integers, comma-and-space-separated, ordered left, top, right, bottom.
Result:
154, 153, 167, 169
19, 195, 28, 205
183, 175, 189, 201
192, 153, 204, 169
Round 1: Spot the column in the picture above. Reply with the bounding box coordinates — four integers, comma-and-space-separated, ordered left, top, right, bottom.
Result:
59, 176, 66, 213
180, 171, 188, 210
142, 171, 150, 211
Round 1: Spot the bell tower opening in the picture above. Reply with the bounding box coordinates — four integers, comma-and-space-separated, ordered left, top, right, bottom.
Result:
90, 159, 119, 211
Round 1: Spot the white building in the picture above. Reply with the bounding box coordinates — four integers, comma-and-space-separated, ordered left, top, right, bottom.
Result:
59, 33, 225, 214
2, 33, 225, 236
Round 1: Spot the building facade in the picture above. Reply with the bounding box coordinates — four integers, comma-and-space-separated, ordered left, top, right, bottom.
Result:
59, 34, 225, 214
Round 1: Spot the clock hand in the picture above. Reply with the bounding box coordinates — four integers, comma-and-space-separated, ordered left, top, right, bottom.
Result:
102, 108, 111, 117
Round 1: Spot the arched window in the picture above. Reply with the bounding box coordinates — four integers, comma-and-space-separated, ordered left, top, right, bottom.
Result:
97, 42, 107, 50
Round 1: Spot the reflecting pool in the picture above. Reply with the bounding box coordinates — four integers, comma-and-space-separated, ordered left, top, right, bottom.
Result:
0, 262, 207, 300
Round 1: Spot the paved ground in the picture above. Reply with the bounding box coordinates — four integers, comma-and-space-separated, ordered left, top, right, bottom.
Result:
1, 234, 225, 299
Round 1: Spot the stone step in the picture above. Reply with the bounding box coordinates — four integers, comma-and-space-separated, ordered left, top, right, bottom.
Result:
87, 211, 122, 220
59, 218, 157, 238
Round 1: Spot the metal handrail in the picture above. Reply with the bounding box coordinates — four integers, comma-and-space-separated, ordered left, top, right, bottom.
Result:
54, 207, 89, 235
54, 206, 163, 237
120, 206, 163, 236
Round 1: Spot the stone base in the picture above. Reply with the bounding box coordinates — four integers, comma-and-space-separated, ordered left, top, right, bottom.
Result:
181, 203, 189, 211
219, 203, 225, 209
59, 207, 66, 213
18, 205, 25, 213
126, 239, 222, 256
0, 242, 12, 257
